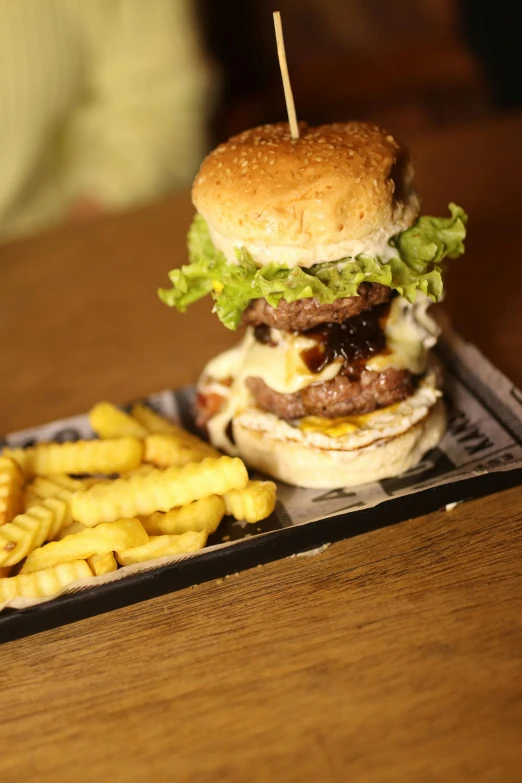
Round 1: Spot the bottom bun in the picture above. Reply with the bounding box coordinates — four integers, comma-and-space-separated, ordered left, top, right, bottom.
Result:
232, 400, 446, 489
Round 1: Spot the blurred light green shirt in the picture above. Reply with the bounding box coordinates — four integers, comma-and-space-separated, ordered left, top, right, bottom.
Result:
0, 0, 214, 240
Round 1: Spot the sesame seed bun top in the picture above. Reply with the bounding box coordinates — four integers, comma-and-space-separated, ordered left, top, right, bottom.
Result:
192, 122, 419, 268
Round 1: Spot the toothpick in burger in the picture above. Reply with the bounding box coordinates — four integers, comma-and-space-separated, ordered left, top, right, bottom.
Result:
160, 122, 467, 488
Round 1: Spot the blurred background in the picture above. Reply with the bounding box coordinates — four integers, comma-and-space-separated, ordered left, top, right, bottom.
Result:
0, 0, 519, 243
199, 0, 509, 141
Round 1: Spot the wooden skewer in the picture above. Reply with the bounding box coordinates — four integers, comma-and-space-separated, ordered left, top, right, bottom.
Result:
273, 11, 299, 139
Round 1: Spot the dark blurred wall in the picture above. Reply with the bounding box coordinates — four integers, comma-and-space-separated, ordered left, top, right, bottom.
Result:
459, 0, 522, 109
197, 0, 494, 143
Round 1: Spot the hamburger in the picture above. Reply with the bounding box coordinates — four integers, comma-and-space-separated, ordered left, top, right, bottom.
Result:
160, 122, 467, 489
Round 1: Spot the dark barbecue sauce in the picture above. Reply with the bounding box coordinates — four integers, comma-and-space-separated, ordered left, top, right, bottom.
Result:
300, 301, 391, 374
253, 323, 276, 346
225, 420, 236, 446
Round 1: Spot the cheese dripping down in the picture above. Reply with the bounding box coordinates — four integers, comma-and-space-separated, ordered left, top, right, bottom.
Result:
198, 295, 439, 453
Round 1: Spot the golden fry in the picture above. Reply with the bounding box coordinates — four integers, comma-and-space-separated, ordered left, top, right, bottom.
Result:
72, 456, 248, 526
132, 401, 218, 463
140, 495, 225, 536
0, 497, 71, 567
89, 402, 148, 440
116, 530, 208, 567
130, 403, 177, 434
23, 484, 41, 512
87, 552, 118, 576
0, 456, 24, 525
224, 480, 277, 524
31, 474, 85, 498
1, 448, 32, 477
0, 560, 92, 603
120, 464, 156, 479
23, 474, 84, 511
21, 478, 77, 531
4, 437, 143, 478
144, 432, 218, 469
21, 518, 148, 574
55, 519, 87, 540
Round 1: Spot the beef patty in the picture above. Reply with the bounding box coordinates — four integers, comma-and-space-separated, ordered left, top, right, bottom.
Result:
246, 367, 415, 420
241, 282, 391, 331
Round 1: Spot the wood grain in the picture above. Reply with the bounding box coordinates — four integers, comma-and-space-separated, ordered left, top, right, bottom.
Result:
1, 114, 521, 782
1, 487, 521, 782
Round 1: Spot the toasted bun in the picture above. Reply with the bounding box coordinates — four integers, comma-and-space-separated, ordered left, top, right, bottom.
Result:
192, 122, 419, 267
231, 401, 445, 489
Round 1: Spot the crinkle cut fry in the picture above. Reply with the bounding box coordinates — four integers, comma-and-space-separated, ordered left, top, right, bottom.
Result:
144, 432, 218, 468
20, 518, 148, 574
3, 437, 143, 478
224, 480, 277, 523
89, 402, 148, 439
0, 560, 92, 603
140, 495, 225, 535
0, 496, 72, 567
30, 474, 85, 500
87, 552, 118, 576
0, 456, 24, 525
130, 403, 178, 434
72, 456, 248, 526
116, 530, 208, 566
23, 477, 78, 514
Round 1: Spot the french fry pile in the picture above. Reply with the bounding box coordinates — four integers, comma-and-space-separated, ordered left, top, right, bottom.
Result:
0, 403, 277, 604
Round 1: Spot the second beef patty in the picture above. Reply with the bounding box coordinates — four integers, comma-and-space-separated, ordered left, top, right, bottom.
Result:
246, 367, 415, 420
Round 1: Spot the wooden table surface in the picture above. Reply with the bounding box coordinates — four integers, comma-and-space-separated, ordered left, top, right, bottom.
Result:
1, 114, 521, 782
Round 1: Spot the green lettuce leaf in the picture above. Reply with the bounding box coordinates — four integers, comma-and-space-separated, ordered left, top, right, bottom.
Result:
159, 205, 467, 330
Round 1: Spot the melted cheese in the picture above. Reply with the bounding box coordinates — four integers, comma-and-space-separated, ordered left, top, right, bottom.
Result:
201, 296, 440, 452
203, 328, 343, 395
299, 404, 402, 438
366, 295, 439, 374
201, 328, 343, 452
